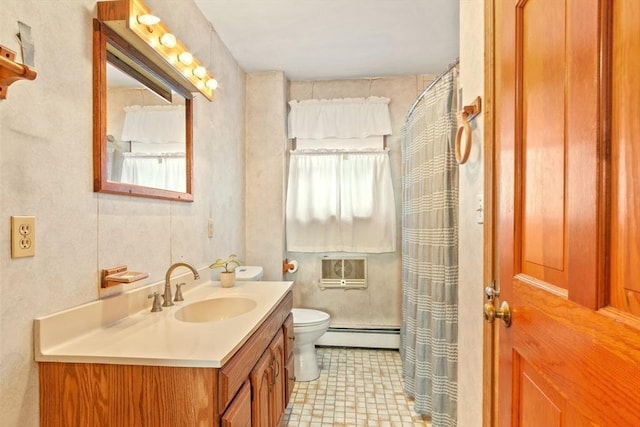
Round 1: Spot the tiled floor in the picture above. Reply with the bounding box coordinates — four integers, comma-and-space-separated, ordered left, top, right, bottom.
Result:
284, 347, 431, 426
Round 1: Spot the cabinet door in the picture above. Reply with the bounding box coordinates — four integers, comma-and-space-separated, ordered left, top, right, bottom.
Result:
221, 381, 251, 427
250, 349, 271, 426
283, 313, 294, 360
284, 354, 295, 407
282, 313, 295, 406
269, 330, 286, 426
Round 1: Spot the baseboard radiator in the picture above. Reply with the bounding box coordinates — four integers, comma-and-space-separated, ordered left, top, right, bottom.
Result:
316, 326, 400, 349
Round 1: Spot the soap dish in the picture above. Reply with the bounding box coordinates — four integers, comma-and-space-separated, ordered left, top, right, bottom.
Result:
101, 265, 149, 288
106, 271, 149, 283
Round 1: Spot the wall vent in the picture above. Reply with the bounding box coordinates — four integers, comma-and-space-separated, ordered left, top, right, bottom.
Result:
320, 258, 367, 289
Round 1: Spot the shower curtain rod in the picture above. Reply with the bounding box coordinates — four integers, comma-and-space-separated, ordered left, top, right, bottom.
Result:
406, 58, 460, 120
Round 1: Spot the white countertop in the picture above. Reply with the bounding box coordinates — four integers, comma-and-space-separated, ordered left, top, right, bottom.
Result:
34, 280, 293, 368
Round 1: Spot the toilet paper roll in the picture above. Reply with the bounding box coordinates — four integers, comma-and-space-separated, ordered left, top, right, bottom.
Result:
287, 260, 299, 273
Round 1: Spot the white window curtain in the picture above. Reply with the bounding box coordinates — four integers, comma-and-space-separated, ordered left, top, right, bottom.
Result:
286, 149, 396, 253
286, 96, 396, 253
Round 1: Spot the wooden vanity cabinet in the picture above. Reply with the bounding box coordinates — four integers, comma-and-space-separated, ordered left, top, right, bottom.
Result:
246, 316, 291, 427
250, 330, 285, 426
39, 291, 293, 427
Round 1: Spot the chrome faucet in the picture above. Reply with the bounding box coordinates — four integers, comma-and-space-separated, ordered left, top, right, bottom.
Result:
163, 262, 200, 307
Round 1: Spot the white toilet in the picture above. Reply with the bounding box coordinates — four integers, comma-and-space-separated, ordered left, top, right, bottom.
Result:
291, 308, 331, 381
234, 266, 264, 281
236, 266, 331, 381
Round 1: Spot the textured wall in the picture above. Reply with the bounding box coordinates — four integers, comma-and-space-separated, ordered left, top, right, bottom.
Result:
0, 1, 245, 425
244, 72, 288, 280
0, 2, 482, 425
285, 76, 433, 328
457, 0, 485, 425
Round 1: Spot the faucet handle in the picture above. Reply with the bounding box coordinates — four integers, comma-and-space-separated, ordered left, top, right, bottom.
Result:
148, 292, 163, 312
174, 283, 185, 302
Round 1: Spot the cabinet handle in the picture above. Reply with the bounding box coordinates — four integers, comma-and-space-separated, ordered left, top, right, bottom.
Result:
273, 358, 280, 379
268, 355, 281, 389
269, 357, 276, 388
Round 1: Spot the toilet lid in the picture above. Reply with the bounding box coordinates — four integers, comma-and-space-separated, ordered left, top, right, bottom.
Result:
291, 308, 330, 326
235, 266, 263, 281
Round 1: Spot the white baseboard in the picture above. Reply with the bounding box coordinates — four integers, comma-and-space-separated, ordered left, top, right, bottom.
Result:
315, 328, 400, 349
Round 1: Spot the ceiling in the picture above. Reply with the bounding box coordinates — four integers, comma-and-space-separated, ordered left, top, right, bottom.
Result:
193, 0, 460, 81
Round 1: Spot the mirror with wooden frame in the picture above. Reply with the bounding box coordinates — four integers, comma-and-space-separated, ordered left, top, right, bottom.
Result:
93, 19, 194, 202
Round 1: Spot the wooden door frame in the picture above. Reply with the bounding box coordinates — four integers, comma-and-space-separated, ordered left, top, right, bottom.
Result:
482, 0, 497, 426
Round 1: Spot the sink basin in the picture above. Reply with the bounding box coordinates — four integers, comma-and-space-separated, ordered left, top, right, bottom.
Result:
175, 297, 257, 323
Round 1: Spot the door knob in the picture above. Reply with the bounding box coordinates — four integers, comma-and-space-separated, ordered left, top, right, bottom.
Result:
484, 301, 511, 327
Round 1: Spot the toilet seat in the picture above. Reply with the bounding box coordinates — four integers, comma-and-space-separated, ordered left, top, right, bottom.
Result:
292, 308, 330, 327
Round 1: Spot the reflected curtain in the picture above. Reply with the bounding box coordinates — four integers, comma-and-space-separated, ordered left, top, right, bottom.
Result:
121, 105, 185, 144
400, 69, 458, 426
120, 154, 186, 192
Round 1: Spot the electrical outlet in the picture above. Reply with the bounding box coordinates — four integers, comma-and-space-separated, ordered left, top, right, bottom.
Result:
476, 194, 484, 224
208, 219, 214, 238
11, 216, 35, 258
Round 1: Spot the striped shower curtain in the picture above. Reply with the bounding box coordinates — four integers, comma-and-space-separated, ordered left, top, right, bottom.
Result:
400, 70, 458, 426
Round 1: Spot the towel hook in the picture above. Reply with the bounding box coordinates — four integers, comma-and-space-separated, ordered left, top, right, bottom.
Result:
455, 96, 482, 164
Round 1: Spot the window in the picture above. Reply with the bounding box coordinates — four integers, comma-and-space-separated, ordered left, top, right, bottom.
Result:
286, 97, 396, 253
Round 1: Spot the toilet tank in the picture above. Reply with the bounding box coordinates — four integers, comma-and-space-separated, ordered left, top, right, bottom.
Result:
235, 266, 263, 281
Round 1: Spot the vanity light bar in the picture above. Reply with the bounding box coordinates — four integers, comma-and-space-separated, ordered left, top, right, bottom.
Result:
178, 51, 194, 66
159, 33, 176, 48
206, 78, 218, 90
98, 0, 216, 101
136, 13, 159, 26
193, 65, 206, 79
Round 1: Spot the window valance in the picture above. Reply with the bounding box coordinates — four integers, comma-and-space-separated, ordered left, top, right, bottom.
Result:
288, 96, 392, 139
121, 105, 185, 144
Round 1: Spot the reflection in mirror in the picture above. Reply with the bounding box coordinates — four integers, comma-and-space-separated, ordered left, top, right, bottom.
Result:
106, 63, 186, 192
93, 19, 194, 202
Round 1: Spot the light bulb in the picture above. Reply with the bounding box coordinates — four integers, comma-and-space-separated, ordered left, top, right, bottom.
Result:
159, 33, 176, 48
193, 66, 207, 79
137, 14, 160, 26
206, 78, 218, 90
178, 52, 193, 65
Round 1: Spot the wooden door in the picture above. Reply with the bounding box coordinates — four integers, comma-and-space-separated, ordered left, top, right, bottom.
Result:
491, 0, 640, 425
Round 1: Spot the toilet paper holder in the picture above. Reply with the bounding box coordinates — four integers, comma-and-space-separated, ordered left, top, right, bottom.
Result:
283, 259, 299, 274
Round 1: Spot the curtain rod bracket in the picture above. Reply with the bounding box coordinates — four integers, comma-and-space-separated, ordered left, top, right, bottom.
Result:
406, 58, 459, 120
